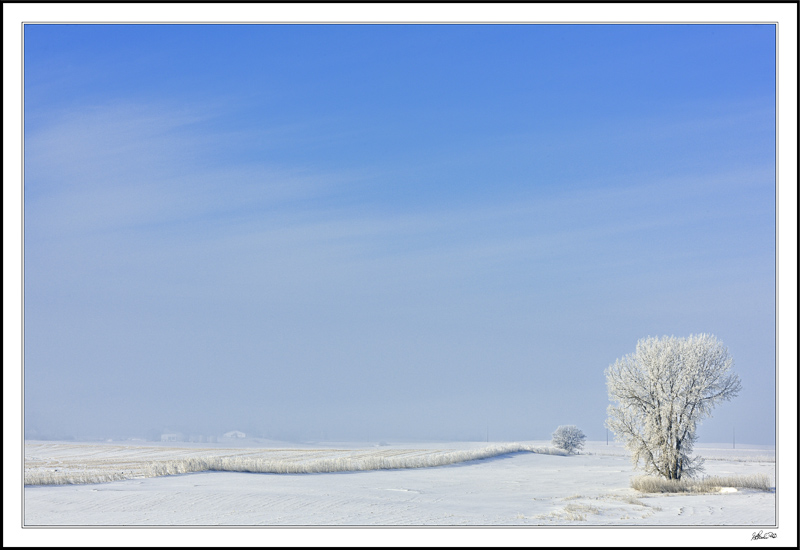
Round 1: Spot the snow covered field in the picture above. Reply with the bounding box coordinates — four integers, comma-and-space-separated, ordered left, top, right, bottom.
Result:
23, 439, 776, 530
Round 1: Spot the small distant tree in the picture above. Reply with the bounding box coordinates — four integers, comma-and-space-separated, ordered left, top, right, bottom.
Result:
605, 334, 741, 480
552, 425, 586, 454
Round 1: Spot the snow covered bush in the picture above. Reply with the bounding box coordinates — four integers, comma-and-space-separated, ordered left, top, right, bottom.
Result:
631, 474, 771, 493
551, 425, 586, 454
605, 334, 741, 480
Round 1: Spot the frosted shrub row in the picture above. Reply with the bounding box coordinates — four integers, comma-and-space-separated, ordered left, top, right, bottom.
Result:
146, 443, 567, 476
24, 469, 137, 486
631, 474, 772, 493
25, 443, 567, 485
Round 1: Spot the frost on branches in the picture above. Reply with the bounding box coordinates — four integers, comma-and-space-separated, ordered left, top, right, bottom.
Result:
551, 425, 586, 454
605, 334, 741, 480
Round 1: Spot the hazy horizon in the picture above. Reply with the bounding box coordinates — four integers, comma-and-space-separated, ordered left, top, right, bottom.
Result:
23, 24, 777, 445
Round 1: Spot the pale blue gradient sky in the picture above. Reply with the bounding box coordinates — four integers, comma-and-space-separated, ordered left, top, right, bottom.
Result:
23, 24, 776, 444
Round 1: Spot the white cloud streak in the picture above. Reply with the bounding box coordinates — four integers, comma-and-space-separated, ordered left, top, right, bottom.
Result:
23, 100, 776, 442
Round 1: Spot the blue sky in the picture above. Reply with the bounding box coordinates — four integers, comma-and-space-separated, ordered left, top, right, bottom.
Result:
23, 24, 776, 444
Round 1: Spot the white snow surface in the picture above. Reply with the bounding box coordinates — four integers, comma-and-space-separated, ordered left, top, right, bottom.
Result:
23, 440, 775, 527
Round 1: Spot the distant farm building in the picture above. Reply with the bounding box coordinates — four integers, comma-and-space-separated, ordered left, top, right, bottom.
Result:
160, 433, 179, 442
223, 430, 246, 439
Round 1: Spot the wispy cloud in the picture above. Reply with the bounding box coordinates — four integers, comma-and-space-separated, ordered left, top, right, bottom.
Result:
23, 96, 775, 442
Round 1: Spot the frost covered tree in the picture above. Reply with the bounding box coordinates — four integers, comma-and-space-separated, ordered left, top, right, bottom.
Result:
551, 425, 586, 454
605, 334, 741, 480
